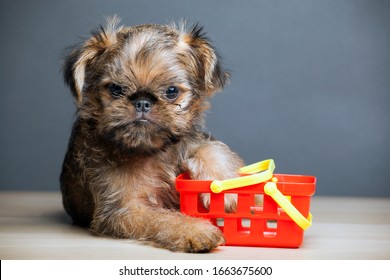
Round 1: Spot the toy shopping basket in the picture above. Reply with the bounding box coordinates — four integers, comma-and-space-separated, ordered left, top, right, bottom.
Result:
176, 159, 316, 248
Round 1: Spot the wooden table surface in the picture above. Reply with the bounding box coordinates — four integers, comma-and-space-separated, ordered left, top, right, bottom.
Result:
0, 192, 389, 260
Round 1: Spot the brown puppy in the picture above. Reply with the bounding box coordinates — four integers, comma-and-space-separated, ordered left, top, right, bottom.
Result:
60, 16, 243, 253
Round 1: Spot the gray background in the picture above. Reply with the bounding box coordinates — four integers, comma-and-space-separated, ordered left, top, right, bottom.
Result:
0, 0, 389, 197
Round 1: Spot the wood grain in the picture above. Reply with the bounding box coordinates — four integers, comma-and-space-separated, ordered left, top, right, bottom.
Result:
0, 192, 389, 259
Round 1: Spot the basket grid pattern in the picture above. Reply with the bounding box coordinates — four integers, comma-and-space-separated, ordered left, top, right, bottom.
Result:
176, 173, 316, 248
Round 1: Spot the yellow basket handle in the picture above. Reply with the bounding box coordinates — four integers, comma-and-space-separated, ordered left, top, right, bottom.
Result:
210, 159, 275, 193
264, 179, 312, 230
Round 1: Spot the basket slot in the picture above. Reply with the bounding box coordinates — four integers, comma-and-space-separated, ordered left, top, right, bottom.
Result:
263, 231, 277, 238
237, 218, 251, 236
249, 194, 264, 214
241, 218, 251, 228
266, 219, 278, 229
255, 194, 264, 206
197, 193, 210, 213
224, 194, 238, 214
250, 206, 264, 214
262, 219, 278, 238
216, 218, 224, 227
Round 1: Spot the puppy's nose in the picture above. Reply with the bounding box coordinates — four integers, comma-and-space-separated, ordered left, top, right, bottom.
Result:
133, 99, 152, 113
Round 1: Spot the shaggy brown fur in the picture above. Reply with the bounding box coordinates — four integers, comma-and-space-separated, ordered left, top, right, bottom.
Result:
60, 16, 243, 253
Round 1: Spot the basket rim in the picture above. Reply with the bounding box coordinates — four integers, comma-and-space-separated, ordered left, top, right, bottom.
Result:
176, 172, 316, 196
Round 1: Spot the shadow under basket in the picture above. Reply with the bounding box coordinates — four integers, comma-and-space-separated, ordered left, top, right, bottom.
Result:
176, 173, 316, 248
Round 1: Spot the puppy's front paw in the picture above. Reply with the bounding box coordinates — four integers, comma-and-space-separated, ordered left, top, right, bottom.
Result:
170, 218, 225, 253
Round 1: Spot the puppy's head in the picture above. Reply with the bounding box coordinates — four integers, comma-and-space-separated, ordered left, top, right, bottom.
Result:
63, 16, 228, 154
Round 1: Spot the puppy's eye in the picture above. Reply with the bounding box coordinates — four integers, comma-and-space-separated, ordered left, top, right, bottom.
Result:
165, 86, 179, 100
108, 83, 125, 98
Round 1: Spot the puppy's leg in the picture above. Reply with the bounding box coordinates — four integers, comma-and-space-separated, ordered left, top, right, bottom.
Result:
90, 198, 224, 252
186, 141, 244, 212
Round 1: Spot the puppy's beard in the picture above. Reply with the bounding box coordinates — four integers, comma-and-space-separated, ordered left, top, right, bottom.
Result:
101, 119, 181, 155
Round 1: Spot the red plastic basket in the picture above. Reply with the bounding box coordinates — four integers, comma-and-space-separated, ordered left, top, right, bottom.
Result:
176, 172, 316, 248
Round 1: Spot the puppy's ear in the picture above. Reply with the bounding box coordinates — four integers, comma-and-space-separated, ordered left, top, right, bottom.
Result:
63, 45, 97, 104
63, 16, 122, 105
179, 24, 229, 96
